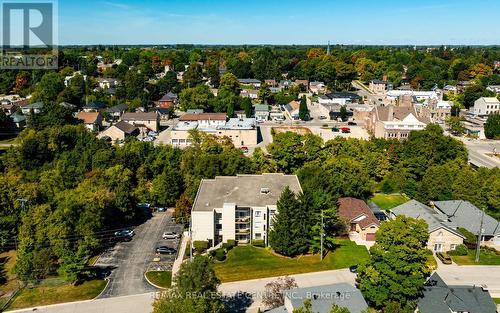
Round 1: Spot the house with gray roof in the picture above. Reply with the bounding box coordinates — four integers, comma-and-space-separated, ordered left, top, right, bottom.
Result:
418, 273, 496, 313
191, 174, 302, 247
267, 283, 368, 313
254, 104, 270, 122
433, 200, 500, 249
238, 78, 261, 88
21, 102, 43, 115
391, 200, 465, 252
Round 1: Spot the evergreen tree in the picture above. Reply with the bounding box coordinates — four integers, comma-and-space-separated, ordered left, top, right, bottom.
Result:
484, 113, 500, 139
299, 95, 309, 121
242, 97, 253, 118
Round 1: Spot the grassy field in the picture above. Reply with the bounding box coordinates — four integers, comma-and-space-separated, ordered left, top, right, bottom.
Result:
0, 251, 18, 308
213, 239, 369, 282
7, 279, 106, 310
450, 249, 500, 265
370, 193, 409, 211
145, 271, 172, 289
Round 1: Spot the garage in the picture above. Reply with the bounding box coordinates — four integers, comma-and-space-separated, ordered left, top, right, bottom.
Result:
365, 233, 376, 241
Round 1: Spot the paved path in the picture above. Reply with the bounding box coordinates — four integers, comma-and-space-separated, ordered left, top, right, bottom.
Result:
5, 293, 155, 313
436, 264, 500, 296
171, 231, 189, 279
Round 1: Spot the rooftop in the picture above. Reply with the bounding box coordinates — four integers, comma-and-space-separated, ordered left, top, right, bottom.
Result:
179, 113, 227, 121
122, 112, 158, 121
337, 197, 380, 229
220, 118, 256, 130
114, 120, 139, 134
238, 78, 261, 84
193, 174, 302, 212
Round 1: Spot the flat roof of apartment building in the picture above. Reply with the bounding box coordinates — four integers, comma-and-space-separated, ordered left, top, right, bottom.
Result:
192, 174, 302, 212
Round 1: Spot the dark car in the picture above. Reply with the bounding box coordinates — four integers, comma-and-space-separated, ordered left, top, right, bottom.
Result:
332, 127, 339, 132
347, 121, 357, 126
156, 246, 177, 255
349, 265, 358, 273
114, 229, 134, 241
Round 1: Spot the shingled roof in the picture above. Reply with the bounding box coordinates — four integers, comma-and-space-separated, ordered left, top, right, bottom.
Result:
337, 197, 380, 229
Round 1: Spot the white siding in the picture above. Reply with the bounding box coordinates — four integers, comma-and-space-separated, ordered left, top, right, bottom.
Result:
221, 203, 236, 243
192, 211, 214, 242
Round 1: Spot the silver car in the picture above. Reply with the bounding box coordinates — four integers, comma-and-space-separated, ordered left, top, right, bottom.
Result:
162, 231, 180, 240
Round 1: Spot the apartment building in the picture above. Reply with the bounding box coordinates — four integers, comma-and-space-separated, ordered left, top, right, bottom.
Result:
191, 174, 303, 247
469, 97, 500, 117
171, 113, 257, 147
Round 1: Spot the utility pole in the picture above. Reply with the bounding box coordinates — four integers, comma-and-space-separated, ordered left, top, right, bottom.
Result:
320, 210, 324, 261
475, 208, 485, 263
189, 217, 193, 262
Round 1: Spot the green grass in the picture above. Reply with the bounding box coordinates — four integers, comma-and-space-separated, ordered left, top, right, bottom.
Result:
7, 279, 106, 310
145, 271, 172, 289
370, 193, 409, 211
0, 137, 17, 145
450, 249, 500, 265
493, 298, 500, 304
0, 250, 18, 306
426, 253, 438, 271
213, 239, 369, 282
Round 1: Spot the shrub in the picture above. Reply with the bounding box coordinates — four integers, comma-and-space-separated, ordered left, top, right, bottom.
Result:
226, 239, 236, 248
458, 227, 477, 249
193, 240, 209, 254
214, 248, 226, 261
252, 239, 265, 247
450, 244, 468, 256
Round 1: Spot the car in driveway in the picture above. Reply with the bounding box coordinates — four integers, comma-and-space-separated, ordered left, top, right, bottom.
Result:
347, 121, 357, 126
115, 229, 134, 237
156, 246, 177, 255
162, 231, 181, 239
332, 127, 339, 132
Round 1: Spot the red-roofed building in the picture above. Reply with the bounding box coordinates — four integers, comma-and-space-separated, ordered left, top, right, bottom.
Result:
337, 197, 380, 241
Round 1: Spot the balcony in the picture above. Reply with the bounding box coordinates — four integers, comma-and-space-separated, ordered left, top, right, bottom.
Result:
236, 217, 250, 223
236, 228, 250, 234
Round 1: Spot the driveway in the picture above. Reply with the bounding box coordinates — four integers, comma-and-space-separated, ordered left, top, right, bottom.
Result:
95, 212, 183, 298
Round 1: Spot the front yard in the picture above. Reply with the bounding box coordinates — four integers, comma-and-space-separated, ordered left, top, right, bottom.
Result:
450, 248, 500, 265
213, 239, 369, 282
370, 193, 409, 211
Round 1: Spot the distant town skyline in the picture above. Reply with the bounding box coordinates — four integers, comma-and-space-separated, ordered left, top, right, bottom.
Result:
58, 0, 500, 45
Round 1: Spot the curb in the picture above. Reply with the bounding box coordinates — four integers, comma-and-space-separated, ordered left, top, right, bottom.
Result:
93, 278, 110, 300
144, 271, 168, 290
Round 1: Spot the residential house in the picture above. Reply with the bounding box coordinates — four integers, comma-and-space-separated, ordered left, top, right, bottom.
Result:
270, 108, 285, 122
417, 273, 496, 313
240, 89, 258, 99
391, 200, 465, 252
486, 85, 500, 94
10, 112, 26, 129
0, 100, 19, 115
191, 174, 302, 246
369, 79, 393, 94
171, 115, 257, 147
238, 78, 261, 88
264, 79, 277, 87
337, 198, 380, 241
268, 283, 369, 313
309, 81, 326, 94
469, 97, 500, 117
121, 112, 160, 132
59, 102, 77, 110
456, 81, 472, 93
76, 111, 103, 132
443, 85, 458, 93
318, 92, 360, 106
366, 105, 430, 139
386, 90, 439, 103
156, 92, 178, 109
254, 104, 270, 122
284, 100, 300, 120
21, 102, 43, 115
96, 78, 119, 90
433, 200, 500, 249
83, 101, 106, 112
97, 121, 139, 143
105, 104, 128, 121
294, 79, 309, 89
279, 80, 293, 89
150, 107, 171, 124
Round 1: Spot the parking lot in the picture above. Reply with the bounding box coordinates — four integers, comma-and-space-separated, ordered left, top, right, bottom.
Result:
95, 211, 183, 298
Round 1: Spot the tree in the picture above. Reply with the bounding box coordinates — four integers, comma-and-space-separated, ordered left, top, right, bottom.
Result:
218, 72, 240, 96
445, 116, 465, 135
484, 113, 500, 139
339, 105, 348, 122
179, 85, 215, 111
183, 62, 204, 87
151, 167, 183, 207
262, 276, 298, 309
299, 96, 309, 121
242, 97, 253, 118
31, 72, 65, 104
174, 193, 192, 225
356, 216, 430, 310
258, 83, 271, 104
293, 299, 352, 313
153, 256, 225, 313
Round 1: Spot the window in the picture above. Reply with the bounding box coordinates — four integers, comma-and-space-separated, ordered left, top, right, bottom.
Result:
255, 211, 261, 217
450, 244, 457, 250
255, 233, 262, 239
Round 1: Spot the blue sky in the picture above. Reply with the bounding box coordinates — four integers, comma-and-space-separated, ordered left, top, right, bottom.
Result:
58, 0, 500, 45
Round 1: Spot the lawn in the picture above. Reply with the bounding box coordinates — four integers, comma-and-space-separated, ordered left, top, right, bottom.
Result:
7, 279, 106, 310
494, 298, 500, 304
145, 271, 172, 289
213, 239, 369, 282
450, 249, 500, 265
370, 193, 409, 211
0, 251, 18, 308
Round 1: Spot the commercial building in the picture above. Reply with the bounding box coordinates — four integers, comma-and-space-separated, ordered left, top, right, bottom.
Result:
191, 174, 302, 247
469, 97, 500, 117
366, 105, 430, 139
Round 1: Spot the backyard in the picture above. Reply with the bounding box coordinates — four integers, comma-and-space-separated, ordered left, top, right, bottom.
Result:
213, 239, 369, 282
370, 193, 409, 211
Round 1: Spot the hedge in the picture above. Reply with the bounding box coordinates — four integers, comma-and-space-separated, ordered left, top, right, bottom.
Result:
214, 248, 226, 261
448, 244, 468, 256
252, 239, 265, 247
193, 240, 209, 254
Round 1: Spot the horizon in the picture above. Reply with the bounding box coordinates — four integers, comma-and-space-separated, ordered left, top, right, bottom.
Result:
57, 0, 500, 46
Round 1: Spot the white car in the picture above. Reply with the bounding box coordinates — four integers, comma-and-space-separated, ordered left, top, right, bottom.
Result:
162, 232, 180, 240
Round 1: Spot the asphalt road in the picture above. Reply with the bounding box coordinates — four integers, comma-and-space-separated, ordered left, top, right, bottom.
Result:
461, 139, 500, 169
95, 212, 182, 298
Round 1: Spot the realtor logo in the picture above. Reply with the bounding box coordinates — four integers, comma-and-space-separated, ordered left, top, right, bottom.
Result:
1, 0, 58, 69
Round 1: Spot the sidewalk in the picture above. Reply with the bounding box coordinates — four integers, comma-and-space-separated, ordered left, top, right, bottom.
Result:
171, 231, 189, 279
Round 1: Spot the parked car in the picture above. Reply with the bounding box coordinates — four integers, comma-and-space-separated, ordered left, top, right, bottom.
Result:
157, 207, 166, 212
319, 115, 328, 120
331, 127, 339, 132
349, 265, 358, 273
114, 229, 134, 237
156, 246, 177, 254
341, 127, 351, 134
148, 131, 159, 137
347, 121, 357, 126
436, 252, 452, 264
162, 232, 181, 239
